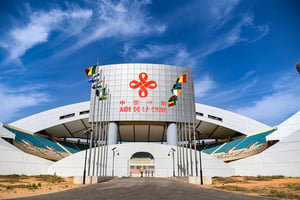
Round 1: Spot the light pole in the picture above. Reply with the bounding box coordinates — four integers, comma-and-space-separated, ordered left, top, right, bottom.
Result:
83, 128, 91, 184
111, 147, 119, 177
198, 132, 203, 185
168, 147, 176, 177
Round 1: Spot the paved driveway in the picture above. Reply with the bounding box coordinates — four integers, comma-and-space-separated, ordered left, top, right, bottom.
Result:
13, 178, 274, 200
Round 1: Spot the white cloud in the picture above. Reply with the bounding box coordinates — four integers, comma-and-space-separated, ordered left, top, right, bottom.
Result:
0, 83, 51, 122
0, 5, 92, 66
198, 75, 259, 106
234, 73, 300, 125
209, 0, 240, 28
194, 75, 217, 99
71, 0, 166, 50
199, 13, 269, 58
241, 70, 256, 80
122, 43, 195, 66
235, 91, 300, 126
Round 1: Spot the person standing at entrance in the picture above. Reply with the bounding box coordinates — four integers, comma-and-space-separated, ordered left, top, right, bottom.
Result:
139, 167, 144, 178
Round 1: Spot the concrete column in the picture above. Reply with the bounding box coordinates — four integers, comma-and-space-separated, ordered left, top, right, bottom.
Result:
108, 122, 118, 145
167, 123, 177, 146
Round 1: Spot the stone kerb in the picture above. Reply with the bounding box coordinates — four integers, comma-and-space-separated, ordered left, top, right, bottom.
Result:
172, 176, 212, 185
74, 176, 114, 184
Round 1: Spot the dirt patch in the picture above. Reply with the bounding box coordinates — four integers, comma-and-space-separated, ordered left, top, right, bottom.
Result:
1, 175, 300, 199
204, 176, 300, 199
0, 175, 83, 199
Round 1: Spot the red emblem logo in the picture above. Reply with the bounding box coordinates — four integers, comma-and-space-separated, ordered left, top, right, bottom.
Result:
129, 72, 157, 98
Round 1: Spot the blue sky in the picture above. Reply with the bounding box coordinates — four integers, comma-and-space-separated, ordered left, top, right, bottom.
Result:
0, 0, 299, 126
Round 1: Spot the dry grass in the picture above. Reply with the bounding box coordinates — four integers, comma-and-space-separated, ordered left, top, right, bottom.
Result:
205, 176, 300, 199
0, 175, 82, 199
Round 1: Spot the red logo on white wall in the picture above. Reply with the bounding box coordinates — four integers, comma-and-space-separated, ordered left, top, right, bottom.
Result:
129, 72, 157, 98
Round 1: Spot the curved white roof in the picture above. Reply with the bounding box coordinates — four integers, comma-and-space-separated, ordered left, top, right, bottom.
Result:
10, 101, 269, 141
11, 101, 90, 138
195, 104, 269, 139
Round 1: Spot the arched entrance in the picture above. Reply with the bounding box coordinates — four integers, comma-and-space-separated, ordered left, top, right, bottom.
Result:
130, 152, 155, 177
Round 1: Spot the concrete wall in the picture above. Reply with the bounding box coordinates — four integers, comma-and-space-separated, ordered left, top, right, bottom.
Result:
229, 130, 300, 177
0, 138, 53, 175
48, 143, 234, 177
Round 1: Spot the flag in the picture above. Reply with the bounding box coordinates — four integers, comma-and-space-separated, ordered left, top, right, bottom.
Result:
173, 83, 182, 89
99, 88, 108, 100
85, 65, 97, 77
171, 88, 181, 96
92, 80, 103, 89
177, 74, 187, 83
167, 74, 187, 108
168, 100, 176, 107
168, 95, 177, 107
99, 93, 108, 100
88, 74, 100, 83
169, 95, 177, 101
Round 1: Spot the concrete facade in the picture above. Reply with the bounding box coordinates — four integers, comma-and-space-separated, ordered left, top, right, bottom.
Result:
48, 143, 234, 177
229, 129, 300, 177
89, 64, 194, 123
0, 138, 53, 175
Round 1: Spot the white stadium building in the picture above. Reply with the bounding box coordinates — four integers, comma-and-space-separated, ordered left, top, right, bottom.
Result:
0, 63, 300, 179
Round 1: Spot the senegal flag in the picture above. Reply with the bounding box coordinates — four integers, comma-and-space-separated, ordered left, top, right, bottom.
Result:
85, 65, 97, 77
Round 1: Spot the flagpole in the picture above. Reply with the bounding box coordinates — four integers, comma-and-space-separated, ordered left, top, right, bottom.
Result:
97, 76, 104, 176
182, 92, 189, 175
105, 93, 111, 176
176, 98, 179, 177
187, 70, 193, 176
180, 94, 185, 176
178, 118, 183, 176
97, 98, 103, 176
92, 71, 102, 176
101, 84, 108, 175
188, 121, 193, 176
99, 81, 106, 176
179, 95, 186, 176
190, 65, 203, 184
177, 104, 182, 176
99, 92, 105, 177
104, 90, 110, 176
88, 66, 99, 177
183, 83, 189, 176
101, 85, 107, 176
104, 86, 109, 176
183, 72, 190, 176
93, 70, 102, 176
189, 67, 198, 177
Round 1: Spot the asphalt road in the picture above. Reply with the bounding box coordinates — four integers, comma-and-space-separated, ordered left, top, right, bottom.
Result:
12, 178, 274, 200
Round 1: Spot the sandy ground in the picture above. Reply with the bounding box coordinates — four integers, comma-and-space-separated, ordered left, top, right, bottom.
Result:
0, 175, 83, 199
204, 176, 300, 199
1, 176, 300, 199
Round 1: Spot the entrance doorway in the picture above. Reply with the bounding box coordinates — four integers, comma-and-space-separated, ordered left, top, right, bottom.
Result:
130, 152, 155, 177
